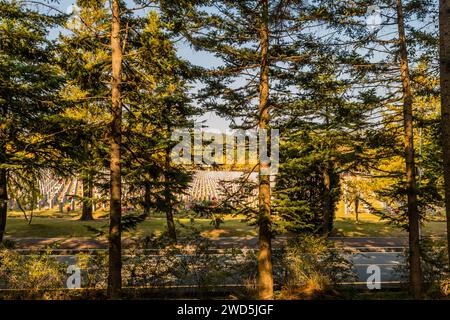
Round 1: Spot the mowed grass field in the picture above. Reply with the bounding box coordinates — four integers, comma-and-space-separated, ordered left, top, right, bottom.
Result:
4, 205, 447, 239
4, 209, 257, 239
333, 200, 447, 237
334, 213, 447, 237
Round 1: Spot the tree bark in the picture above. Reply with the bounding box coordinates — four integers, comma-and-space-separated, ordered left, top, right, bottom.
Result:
257, 0, 273, 300
164, 146, 177, 243
396, 0, 423, 299
0, 168, 7, 242
0, 97, 7, 242
439, 0, 450, 266
143, 184, 151, 216
107, 0, 122, 300
322, 164, 334, 234
80, 174, 94, 220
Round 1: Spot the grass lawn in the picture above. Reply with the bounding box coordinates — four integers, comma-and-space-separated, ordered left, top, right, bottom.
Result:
5, 206, 447, 239
4, 213, 257, 239
332, 198, 448, 237
334, 211, 447, 237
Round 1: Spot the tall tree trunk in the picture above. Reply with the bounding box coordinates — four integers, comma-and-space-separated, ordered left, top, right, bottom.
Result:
396, 0, 423, 299
143, 184, 151, 216
439, 0, 450, 266
322, 164, 333, 234
321, 110, 334, 234
107, 0, 122, 300
80, 174, 94, 220
257, 0, 273, 300
0, 101, 7, 242
164, 145, 177, 243
343, 181, 349, 215
0, 168, 7, 242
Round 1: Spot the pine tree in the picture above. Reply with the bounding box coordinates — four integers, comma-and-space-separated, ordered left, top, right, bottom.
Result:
121, 11, 197, 243
0, 0, 63, 241
59, 0, 112, 221
107, 0, 123, 299
273, 51, 374, 235
396, 0, 423, 298
318, 0, 440, 299
439, 0, 450, 265
160, 0, 351, 300
59, 0, 196, 297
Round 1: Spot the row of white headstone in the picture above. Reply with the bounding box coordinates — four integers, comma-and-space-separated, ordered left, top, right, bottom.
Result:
29, 171, 270, 211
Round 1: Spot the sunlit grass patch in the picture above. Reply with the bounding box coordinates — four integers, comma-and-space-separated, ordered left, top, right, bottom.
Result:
4, 216, 257, 239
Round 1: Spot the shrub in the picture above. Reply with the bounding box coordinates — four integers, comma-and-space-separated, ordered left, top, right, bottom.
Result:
123, 233, 242, 294
275, 235, 355, 299
420, 238, 450, 298
395, 237, 450, 298
0, 248, 68, 299
76, 251, 108, 289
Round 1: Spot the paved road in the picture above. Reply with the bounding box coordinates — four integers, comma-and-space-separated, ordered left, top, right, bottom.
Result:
5, 236, 291, 250
5, 236, 409, 287
47, 250, 406, 286
334, 238, 407, 284
6, 236, 409, 250
331, 237, 408, 251
347, 252, 405, 284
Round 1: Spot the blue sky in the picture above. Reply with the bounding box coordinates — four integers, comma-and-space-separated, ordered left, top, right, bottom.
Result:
36, 0, 438, 133
44, 0, 232, 131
